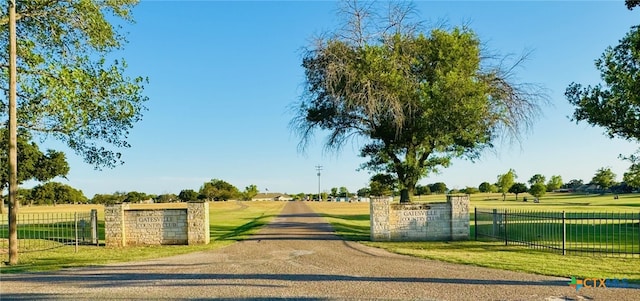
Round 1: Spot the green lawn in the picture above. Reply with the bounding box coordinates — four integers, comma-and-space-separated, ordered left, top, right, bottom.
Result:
0, 201, 285, 273
307, 193, 640, 282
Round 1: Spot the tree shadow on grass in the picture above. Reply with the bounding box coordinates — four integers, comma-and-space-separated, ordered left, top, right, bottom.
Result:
212, 214, 275, 241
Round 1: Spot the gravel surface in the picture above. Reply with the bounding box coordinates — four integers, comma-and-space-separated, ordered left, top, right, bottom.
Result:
1, 202, 638, 300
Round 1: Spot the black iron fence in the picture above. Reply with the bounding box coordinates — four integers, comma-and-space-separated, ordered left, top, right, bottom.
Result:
474, 208, 640, 257
0, 210, 99, 254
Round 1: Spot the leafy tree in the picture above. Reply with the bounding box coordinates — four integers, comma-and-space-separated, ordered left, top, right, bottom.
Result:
626, 0, 639, 11
30, 182, 87, 205
330, 187, 338, 197
624, 162, 640, 189
528, 174, 546, 186
156, 193, 177, 203
290, 2, 545, 203
240, 185, 259, 201
566, 24, 640, 142
592, 167, 617, 191
478, 182, 492, 193
497, 169, 517, 201
416, 184, 431, 196
546, 175, 563, 192
339, 186, 349, 197
463, 187, 480, 194
178, 189, 199, 202
429, 182, 448, 194
356, 187, 370, 197
199, 179, 239, 201
0, 129, 69, 213
563, 179, 584, 190
1, 0, 146, 265
91, 193, 124, 205
508, 182, 528, 201
124, 191, 147, 203
369, 174, 396, 196
529, 183, 546, 199
0, 1, 148, 167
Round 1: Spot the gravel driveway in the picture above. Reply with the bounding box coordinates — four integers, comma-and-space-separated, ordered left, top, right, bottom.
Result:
1, 202, 637, 300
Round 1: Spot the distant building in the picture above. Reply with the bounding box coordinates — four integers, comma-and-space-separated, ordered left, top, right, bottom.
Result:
252, 193, 293, 201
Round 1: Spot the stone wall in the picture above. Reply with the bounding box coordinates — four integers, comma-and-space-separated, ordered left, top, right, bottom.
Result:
370, 195, 470, 241
105, 202, 210, 247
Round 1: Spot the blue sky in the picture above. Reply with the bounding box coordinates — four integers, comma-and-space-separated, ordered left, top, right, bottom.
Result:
36, 1, 639, 197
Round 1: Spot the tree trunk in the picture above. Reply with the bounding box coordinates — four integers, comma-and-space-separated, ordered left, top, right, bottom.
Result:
399, 184, 416, 203
8, 0, 19, 265
400, 189, 410, 203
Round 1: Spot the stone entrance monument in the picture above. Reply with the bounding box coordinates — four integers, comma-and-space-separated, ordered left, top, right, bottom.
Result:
105, 202, 210, 247
370, 195, 469, 241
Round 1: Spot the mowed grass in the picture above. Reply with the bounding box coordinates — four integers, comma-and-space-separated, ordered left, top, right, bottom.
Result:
307, 193, 640, 282
0, 201, 285, 274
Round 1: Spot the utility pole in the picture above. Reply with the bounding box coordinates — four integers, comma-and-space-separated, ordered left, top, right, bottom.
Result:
315, 165, 323, 201
8, 0, 19, 265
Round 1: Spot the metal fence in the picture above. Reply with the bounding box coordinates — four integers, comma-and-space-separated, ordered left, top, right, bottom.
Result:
0, 210, 99, 254
474, 208, 640, 257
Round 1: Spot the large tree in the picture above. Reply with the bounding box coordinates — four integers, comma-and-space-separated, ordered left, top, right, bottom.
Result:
29, 181, 87, 205
528, 174, 546, 186
623, 161, 640, 189
566, 25, 639, 142
592, 167, 617, 191
1, 0, 147, 264
0, 129, 69, 213
291, 1, 544, 202
546, 175, 563, 192
0, 0, 148, 167
508, 182, 528, 201
199, 179, 239, 201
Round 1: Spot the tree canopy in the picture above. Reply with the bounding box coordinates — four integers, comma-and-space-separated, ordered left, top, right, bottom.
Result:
529, 183, 546, 199
592, 167, 617, 191
0, 129, 69, 213
29, 182, 87, 205
291, 1, 545, 202
199, 179, 239, 201
509, 182, 528, 201
623, 161, 640, 189
566, 25, 640, 142
496, 169, 516, 201
0, 0, 148, 168
240, 185, 258, 201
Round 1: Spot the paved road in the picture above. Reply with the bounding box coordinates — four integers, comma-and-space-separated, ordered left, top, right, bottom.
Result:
1, 202, 637, 300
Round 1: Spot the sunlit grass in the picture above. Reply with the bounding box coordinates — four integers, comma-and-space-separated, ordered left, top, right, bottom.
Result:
0, 201, 285, 273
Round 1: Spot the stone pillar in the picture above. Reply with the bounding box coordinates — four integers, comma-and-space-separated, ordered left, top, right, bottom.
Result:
448, 195, 470, 240
105, 204, 127, 247
370, 197, 391, 241
188, 202, 210, 245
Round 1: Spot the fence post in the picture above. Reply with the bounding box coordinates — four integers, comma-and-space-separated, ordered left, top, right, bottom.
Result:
504, 209, 508, 246
90, 209, 98, 246
562, 210, 567, 255
74, 212, 78, 253
474, 207, 478, 241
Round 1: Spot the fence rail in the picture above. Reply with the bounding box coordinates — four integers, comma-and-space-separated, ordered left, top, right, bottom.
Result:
0, 210, 99, 254
474, 208, 640, 257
